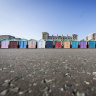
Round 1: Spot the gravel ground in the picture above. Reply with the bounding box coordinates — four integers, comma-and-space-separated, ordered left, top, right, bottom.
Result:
0, 49, 96, 96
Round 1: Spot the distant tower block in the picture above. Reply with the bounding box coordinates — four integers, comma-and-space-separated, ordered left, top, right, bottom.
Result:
42, 32, 49, 40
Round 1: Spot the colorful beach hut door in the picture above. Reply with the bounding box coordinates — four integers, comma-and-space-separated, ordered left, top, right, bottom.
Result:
28, 41, 36, 48
9, 41, 18, 48
55, 41, 62, 48
1, 41, 9, 48
32, 41, 36, 48
46, 41, 53, 48
38, 40, 45, 48
80, 41, 87, 48
88, 41, 95, 48
19, 41, 23, 48
64, 41, 70, 48
24, 41, 27, 48
19, 41, 27, 48
72, 41, 78, 48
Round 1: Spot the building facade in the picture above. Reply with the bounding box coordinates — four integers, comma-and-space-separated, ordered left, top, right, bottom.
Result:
0, 35, 21, 40
0, 35, 15, 40
42, 32, 78, 41
86, 33, 96, 40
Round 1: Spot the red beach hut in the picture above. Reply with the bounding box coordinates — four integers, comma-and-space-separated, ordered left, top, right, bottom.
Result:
55, 41, 62, 48
9, 39, 18, 48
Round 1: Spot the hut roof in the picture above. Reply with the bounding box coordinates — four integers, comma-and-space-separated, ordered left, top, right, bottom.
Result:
19, 39, 28, 41
46, 39, 53, 41
29, 39, 37, 41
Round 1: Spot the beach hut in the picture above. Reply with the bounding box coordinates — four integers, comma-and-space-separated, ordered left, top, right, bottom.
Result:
55, 40, 62, 48
46, 40, 53, 48
63, 40, 70, 48
37, 39, 45, 48
28, 39, 36, 48
0, 40, 1, 48
1, 39, 9, 48
72, 41, 78, 48
19, 39, 28, 48
88, 40, 95, 48
80, 41, 87, 48
9, 39, 18, 48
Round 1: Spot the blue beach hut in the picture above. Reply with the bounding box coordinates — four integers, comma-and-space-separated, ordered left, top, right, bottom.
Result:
88, 41, 95, 48
46, 40, 53, 48
19, 39, 28, 48
72, 41, 78, 48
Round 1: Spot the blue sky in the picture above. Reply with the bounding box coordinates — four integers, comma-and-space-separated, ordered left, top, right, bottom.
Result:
0, 0, 96, 40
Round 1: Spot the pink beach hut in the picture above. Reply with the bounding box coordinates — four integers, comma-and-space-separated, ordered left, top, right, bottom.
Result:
28, 39, 36, 48
1, 40, 9, 48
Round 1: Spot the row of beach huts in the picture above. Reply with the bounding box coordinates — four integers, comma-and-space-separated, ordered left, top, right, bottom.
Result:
0, 39, 96, 48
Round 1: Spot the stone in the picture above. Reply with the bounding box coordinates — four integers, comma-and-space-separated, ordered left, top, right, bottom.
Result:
93, 72, 96, 76
2, 80, 11, 87
4, 80, 11, 83
41, 79, 46, 84
72, 89, 77, 95
0, 89, 8, 96
93, 77, 96, 80
0, 69, 3, 71
53, 72, 56, 74
46, 79, 53, 83
65, 60, 68, 62
2, 82, 10, 87
28, 74, 32, 77
10, 83, 15, 87
33, 83, 37, 86
65, 83, 72, 88
10, 87, 19, 93
84, 81, 90, 85
64, 73, 71, 78
43, 91, 49, 96
18, 91, 24, 95
49, 89, 52, 93
60, 88, 64, 91
10, 70, 14, 73
41, 79, 53, 84
86, 72, 91, 75
9, 65, 12, 68
3, 68, 7, 70
75, 84, 79, 86
32, 72, 36, 75
76, 92, 86, 96
28, 90, 32, 93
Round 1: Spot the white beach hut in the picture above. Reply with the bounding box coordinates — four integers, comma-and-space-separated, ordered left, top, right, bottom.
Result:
37, 39, 45, 48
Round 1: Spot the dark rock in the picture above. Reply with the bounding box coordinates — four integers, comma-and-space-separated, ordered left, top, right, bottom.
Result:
65, 83, 72, 88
